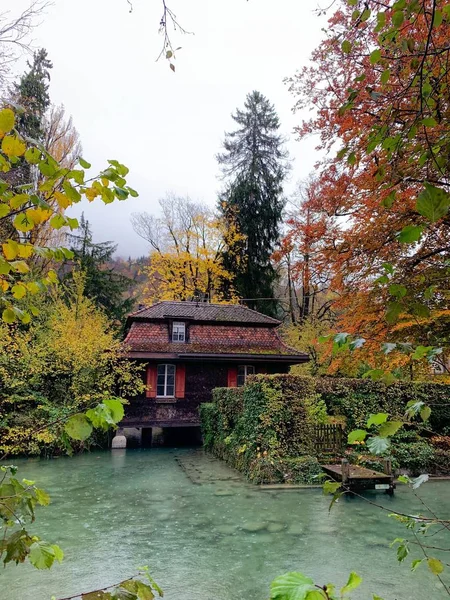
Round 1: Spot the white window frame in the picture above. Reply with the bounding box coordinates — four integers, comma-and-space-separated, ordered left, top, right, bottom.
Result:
157, 364, 176, 398
172, 322, 186, 342
237, 365, 255, 387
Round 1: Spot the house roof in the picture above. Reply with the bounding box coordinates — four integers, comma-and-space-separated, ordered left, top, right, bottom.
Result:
128, 301, 281, 326
123, 312, 309, 364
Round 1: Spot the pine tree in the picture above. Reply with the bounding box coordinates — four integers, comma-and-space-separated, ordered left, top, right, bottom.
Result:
13, 48, 52, 140
64, 215, 134, 324
217, 91, 289, 316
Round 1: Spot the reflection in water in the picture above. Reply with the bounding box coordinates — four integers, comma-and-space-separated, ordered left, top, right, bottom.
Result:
3, 449, 449, 600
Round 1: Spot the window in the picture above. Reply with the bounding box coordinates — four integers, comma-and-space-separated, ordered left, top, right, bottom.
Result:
157, 364, 176, 397
172, 322, 186, 342
237, 365, 255, 387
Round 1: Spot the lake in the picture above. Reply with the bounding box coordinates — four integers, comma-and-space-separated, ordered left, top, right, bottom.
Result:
2, 448, 449, 599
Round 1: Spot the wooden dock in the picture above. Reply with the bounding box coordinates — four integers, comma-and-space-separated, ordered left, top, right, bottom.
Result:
322, 459, 395, 495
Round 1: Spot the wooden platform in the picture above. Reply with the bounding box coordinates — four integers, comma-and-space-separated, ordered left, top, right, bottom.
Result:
322, 459, 395, 495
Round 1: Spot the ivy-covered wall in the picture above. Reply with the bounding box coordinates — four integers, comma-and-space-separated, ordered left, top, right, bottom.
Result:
200, 375, 322, 484
200, 375, 450, 483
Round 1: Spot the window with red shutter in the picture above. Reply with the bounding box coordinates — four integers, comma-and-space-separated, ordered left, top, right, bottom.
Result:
175, 364, 186, 398
227, 366, 238, 388
146, 364, 157, 398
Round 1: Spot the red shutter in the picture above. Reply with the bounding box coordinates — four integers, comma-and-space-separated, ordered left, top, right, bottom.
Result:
146, 364, 157, 398
227, 367, 238, 388
175, 364, 186, 399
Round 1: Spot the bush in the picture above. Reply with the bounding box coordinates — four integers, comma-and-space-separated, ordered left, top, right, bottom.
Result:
432, 449, 450, 475
391, 441, 435, 475
248, 455, 322, 485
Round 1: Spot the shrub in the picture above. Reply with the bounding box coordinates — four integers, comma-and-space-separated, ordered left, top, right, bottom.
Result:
432, 449, 450, 475
246, 455, 322, 485
391, 441, 435, 475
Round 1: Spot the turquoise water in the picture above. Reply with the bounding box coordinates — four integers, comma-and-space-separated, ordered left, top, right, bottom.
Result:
1, 448, 449, 600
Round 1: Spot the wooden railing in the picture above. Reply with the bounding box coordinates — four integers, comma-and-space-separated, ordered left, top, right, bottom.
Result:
312, 423, 345, 454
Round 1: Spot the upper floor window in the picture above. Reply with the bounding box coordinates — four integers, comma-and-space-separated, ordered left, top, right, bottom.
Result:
237, 365, 255, 387
157, 364, 175, 397
172, 322, 186, 342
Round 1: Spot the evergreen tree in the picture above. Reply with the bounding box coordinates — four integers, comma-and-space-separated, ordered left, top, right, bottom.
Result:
217, 91, 289, 316
13, 48, 52, 140
65, 215, 134, 324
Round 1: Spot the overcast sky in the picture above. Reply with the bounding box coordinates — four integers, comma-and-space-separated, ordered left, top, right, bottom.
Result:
9, 0, 327, 257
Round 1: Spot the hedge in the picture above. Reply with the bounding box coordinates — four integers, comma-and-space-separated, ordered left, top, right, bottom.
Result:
200, 374, 450, 482
316, 378, 450, 434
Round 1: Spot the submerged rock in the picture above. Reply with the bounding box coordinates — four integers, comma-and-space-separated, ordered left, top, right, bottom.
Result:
241, 521, 269, 533
287, 523, 305, 535
214, 490, 235, 496
267, 522, 285, 533
215, 525, 236, 535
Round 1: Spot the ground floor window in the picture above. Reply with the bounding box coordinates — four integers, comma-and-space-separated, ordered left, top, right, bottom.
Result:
237, 365, 255, 387
157, 364, 175, 397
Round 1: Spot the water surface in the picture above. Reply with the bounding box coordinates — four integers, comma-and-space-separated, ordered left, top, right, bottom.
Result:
2, 449, 449, 599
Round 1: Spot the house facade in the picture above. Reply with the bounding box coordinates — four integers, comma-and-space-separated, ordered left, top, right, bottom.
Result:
115, 301, 308, 446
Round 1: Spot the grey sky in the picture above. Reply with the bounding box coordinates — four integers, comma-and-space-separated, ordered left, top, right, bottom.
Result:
10, 0, 326, 257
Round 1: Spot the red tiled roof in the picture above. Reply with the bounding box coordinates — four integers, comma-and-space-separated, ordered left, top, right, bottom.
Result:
124, 321, 307, 361
128, 301, 281, 326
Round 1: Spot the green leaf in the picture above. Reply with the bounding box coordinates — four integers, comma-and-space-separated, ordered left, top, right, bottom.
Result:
411, 559, 423, 572
367, 436, 390, 454
0, 203, 10, 218
78, 157, 91, 169
29, 541, 57, 569
63, 181, 82, 203
126, 186, 139, 198
64, 414, 93, 441
35, 488, 51, 506
323, 480, 341, 495
25, 147, 41, 164
370, 49, 382, 64
397, 225, 423, 243
114, 186, 129, 200
361, 8, 371, 21
305, 592, 326, 600
270, 572, 316, 600
340, 572, 362, 595
11, 284, 26, 299
104, 399, 125, 423
52, 544, 64, 563
416, 183, 450, 222
382, 190, 396, 208
427, 557, 444, 575
348, 429, 367, 443
367, 413, 388, 428
420, 406, 431, 421
389, 284, 407, 298
378, 421, 403, 437
385, 301, 402, 323
433, 9, 443, 27
381, 69, 390, 84
50, 214, 66, 230
341, 40, 352, 54
397, 543, 409, 562
2, 308, 16, 323
422, 117, 438, 127
392, 10, 404, 26
136, 582, 155, 600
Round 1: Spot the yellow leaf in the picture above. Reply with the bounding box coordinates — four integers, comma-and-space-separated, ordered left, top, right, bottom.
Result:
10, 194, 29, 209
0, 278, 9, 292
17, 244, 34, 259
10, 260, 29, 274
101, 178, 109, 187
14, 213, 34, 232
2, 240, 19, 260
0, 108, 15, 134
12, 284, 26, 299
27, 281, 40, 294
26, 208, 51, 225
54, 191, 71, 209
84, 187, 98, 202
2, 135, 26, 157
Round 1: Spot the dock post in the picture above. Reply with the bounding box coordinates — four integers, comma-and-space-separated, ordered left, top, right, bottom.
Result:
341, 459, 350, 484
383, 458, 392, 475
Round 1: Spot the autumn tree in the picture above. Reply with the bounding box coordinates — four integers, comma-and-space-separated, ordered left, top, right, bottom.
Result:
286, 0, 450, 377
44, 104, 82, 169
131, 194, 238, 304
217, 91, 289, 316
